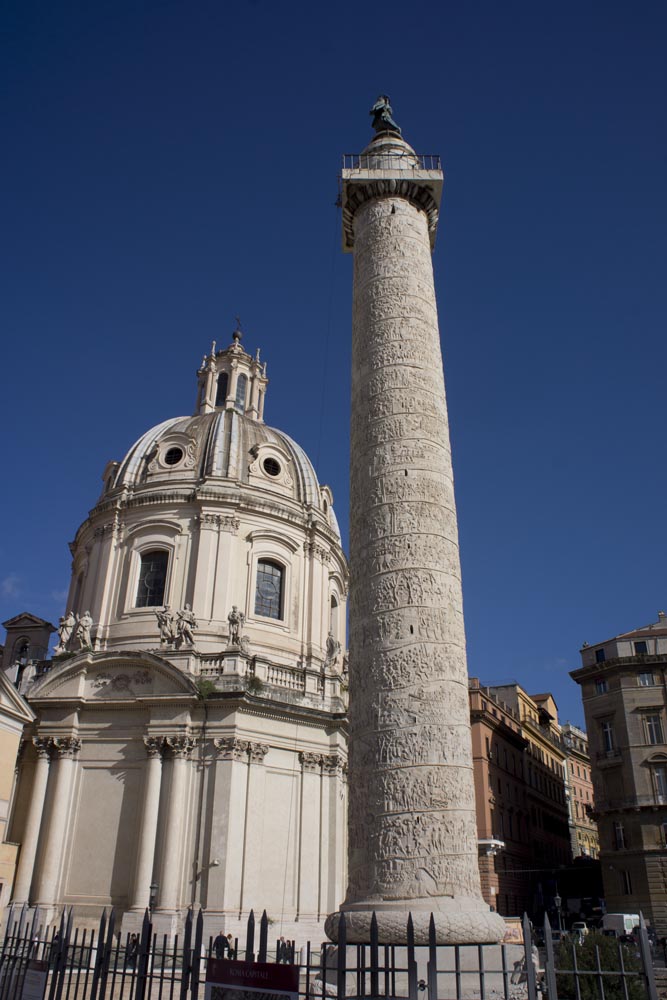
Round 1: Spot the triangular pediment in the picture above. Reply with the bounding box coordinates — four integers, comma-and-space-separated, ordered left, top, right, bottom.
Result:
3, 612, 55, 631
28, 650, 199, 703
0, 671, 35, 724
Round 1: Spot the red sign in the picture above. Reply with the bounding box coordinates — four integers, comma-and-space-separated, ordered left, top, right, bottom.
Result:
205, 958, 299, 1000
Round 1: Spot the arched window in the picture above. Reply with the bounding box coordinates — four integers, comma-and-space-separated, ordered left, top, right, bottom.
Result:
13, 638, 30, 663
254, 559, 284, 619
330, 594, 339, 638
136, 550, 169, 607
215, 371, 228, 407
235, 374, 247, 412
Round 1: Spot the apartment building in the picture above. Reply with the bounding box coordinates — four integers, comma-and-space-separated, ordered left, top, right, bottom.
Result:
571, 612, 667, 935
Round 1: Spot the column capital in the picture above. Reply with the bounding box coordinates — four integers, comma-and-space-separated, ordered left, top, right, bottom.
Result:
322, 752, 345, 776
50, 737, 82, 758
299, 751, 322, 773
248, 742, 269, 764
143, 736, 165, 758
163, 734, 197, 759
32, 737, 53, 759
213, 736, 249, 761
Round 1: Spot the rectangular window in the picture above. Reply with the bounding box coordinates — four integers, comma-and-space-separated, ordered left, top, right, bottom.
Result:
595, 678, 609, 694
638, 672, 654, 686
595, 648, 606, 663
621, 870, 632, 895
135, 550, 169, 608
654, 767, 667, 801
613, 822, 626, 849
634, 640, 648, 655
645, 714, 664, 746
254, 560, 284, 619
601, 721, 615, 752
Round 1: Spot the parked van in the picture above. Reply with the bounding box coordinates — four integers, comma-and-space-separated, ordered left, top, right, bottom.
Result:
602, 914, 640, 937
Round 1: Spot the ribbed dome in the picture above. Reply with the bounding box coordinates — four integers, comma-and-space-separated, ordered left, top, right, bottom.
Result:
111, 409, 341, 538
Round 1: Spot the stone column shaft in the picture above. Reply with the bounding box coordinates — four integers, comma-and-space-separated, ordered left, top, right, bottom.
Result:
12, 740, 51, 903
33, 738, 81, 906
130, 738, 164, 910
327, 123, 505, 945
158, 736, 195, 911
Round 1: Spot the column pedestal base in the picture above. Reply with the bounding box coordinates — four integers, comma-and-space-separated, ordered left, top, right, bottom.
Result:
325, 898, 506, 944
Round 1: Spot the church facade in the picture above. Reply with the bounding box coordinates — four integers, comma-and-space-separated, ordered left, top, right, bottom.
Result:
3, 333, 349, 940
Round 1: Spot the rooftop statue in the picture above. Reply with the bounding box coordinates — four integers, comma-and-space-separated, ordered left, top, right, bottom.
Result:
370, 94, 401, 135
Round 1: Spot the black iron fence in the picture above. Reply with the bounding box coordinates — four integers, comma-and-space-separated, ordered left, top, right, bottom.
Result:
0, 906, 658, 1000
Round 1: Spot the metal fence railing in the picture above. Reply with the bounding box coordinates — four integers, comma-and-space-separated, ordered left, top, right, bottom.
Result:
0, 905, 658, 1000
342, 154, 442, 172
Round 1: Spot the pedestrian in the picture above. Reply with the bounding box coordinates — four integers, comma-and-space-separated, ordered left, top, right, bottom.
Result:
277, 936, 289, 964
127, 934, 139, 969
226, 934, 235, 960
49, 932, 61, 970
213, 930, 228, 960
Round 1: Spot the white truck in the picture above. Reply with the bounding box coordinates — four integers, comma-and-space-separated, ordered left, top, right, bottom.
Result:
602, 913, 640, 937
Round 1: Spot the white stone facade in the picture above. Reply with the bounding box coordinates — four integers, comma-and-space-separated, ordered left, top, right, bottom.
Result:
5, 335, 349, 941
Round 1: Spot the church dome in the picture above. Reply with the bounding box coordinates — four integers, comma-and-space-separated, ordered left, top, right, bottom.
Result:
111, 410, 340, 539
65, 331, 347, 665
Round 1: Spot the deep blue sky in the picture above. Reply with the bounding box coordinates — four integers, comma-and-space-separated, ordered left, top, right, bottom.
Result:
2, 1, 666, 727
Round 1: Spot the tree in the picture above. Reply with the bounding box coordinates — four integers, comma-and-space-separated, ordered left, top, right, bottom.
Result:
555, 933, 646, 1000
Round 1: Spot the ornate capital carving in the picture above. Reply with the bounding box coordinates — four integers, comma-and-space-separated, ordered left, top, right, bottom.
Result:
143, 736, 164, 759
32, 737, 52, 759
299, 751, 322, 773
213, 737, 249, 761
196, 513, 240, 534
50, 737, 82, 759
322, 752, 345, 776
248, 742, 270, 764
163, 735, 197, 759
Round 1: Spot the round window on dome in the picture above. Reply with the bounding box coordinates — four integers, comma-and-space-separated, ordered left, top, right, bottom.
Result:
164, 447, 184, 466
262, 457, 281, 478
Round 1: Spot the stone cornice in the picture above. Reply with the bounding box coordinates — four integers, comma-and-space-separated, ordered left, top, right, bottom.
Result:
571, 654, 667, 683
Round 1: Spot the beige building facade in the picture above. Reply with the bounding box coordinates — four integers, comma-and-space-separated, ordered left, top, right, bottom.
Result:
0, 669, 34, 919
571, 612, 667, 935
561, 722, 599, 860
3, 334, 349, 941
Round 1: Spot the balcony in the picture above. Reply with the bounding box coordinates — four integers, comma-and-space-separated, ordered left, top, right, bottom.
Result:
342, 152, 442, 171
594, 793, 667, 812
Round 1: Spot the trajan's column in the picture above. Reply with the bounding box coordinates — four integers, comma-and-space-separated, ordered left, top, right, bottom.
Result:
326, 98, 506, 944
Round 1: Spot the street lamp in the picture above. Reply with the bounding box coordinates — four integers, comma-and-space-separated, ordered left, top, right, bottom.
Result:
554, 892, 563, 933
149, 882, 159, 918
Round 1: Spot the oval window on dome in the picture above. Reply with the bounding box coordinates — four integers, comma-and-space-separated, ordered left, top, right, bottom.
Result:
164, 447, 184, 466
262, 457, 281, 478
